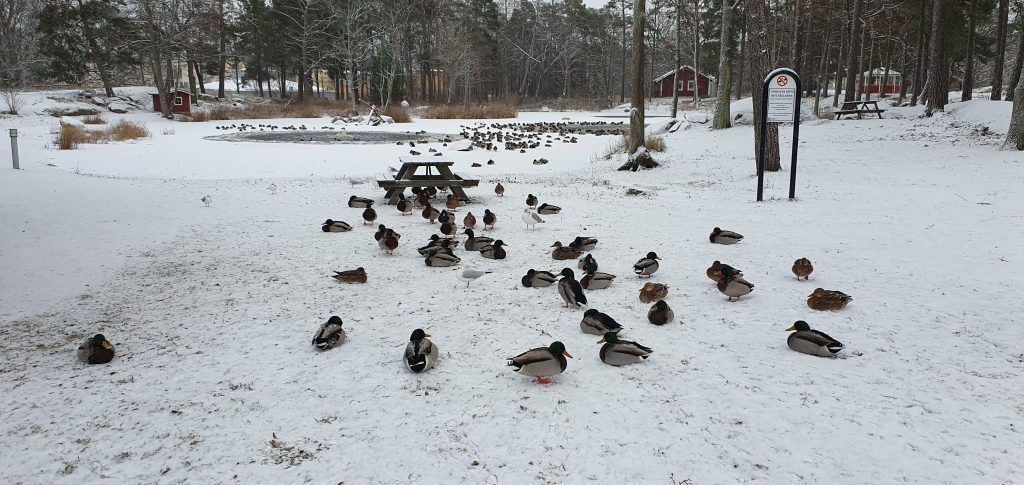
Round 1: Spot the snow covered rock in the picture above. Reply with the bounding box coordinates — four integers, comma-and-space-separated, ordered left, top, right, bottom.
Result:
685, 111, 710, 123
449, 140, 473, 151
107, 102, 130, 114
379, 115, 394, 124
92, 96, 109, 107
729, 97, 816, 126
400, 99, 410, 108
59, 116, 85, 127
541, 105, 551, 112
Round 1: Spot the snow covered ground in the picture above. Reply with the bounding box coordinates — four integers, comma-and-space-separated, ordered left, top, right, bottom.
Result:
1, 89, 1022, 484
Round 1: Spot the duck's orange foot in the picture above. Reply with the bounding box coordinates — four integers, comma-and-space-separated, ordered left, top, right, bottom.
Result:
536, 377, 552, 385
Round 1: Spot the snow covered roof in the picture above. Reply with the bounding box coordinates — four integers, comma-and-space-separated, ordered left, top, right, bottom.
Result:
862, 67, 901, 77
653, 65, 716, 83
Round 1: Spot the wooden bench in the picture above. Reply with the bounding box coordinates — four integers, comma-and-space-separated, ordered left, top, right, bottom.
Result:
834, 100, 885, 120
377, 159, 480, 204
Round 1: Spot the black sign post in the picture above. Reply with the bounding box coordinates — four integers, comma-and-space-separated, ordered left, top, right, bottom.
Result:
757, 68, 801, 202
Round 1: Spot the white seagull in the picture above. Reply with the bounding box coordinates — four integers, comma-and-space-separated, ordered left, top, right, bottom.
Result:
268, 183, 278, 194
522, 209, 545, 230
201, 195, 213, 207
457, 269, 492, 288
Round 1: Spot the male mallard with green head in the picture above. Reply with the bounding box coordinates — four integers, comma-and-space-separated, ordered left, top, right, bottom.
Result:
597, 332, 652, 366
786, 320, 843, 357
77, 334, 114, 364
507, 341, 572, 384
405, 329, 439, 372
647, 300, 674, 325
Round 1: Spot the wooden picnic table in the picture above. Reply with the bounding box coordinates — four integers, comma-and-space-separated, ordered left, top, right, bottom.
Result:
833, 100, 886, 120
377, 159, 479, 204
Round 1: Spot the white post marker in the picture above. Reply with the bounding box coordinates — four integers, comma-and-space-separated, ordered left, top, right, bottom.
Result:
9, 129, 19, 170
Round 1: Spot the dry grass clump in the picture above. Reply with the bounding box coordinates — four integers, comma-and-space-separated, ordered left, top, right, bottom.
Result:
81, 115, 106, 124
383, 105, 411, 123
57, 125, 89, 150
621, 134, 667, 152
521, 98, 611, 111
56, 120, 150, 149
106, 120, 151, 141
424, 103, 517, 119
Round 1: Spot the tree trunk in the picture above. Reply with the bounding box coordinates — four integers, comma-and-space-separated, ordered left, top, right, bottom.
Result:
911, 0, 929, 106
843, 0, 863, 102
217, 0, 226, 98
671, 0, 682, 118
628, 0, 647, 156
1006, 20, 1024, 101
833, 19, 845, 108
862, 27, 873, 101
621, 0, 627, 104
75, 0, 115, 97
692, 0, 701, 106
187, 59, 198, 98
747, 0, 780, 172
735, 2, 747, 100
992, 0, 1009, 100
814, 0, 836, 116
790, 0, 804, 75
279, 64, 287, 98
962, 0, 978, 101
195, 63, 206, 94
713, 0, 735, 129
924, 0, 951, 115
1004, 75, 1024, 149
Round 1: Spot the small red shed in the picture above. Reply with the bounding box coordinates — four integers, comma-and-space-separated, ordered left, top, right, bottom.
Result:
862, 68, 901, 94
651, 66, 715, 98
151, 90, 194, 113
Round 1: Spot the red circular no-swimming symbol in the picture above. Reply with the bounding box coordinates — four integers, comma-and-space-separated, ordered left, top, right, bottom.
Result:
776, 75, 789, 86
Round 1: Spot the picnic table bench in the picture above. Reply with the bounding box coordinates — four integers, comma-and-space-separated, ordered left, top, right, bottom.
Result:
377, 159, 479, 204
834, 100, 886, 120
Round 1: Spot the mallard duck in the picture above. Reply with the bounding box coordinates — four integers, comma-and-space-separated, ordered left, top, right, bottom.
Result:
480, 240, 507, 259
348, 195, 374, 208
537, 203, 561, 215
706, 261, 742, 283
312, 316, 346, 350
483, 209, 497, 230
717, 266, 754, 301
446, 194, 461, 210
557, 268, 587, 308
581, 269, 615, 290
425, 248, 460, 267
332, 267, 367, 284
522, 269, 558, 288
639, 282, 669, 303
577, 254, 597, 270
647, 300, 674, 325
463, 211, 477, 229
807, 288, 852, 310
422, 204, 440, 223
526, 193, 538, 208
460, 228, 490, 251
373, 224, 387, 241
438, 210, 453, 225
416, 191, 431, 208
792, 258, 813, 280
633, 252, 661, 278
507, 341, 572, 384
379, 229, 399, 255
786, 320, 843, 357
522, 209, 544, 229
597, 332, 653, 366
322, 219, 352, 232
568, 236, 598, 251
405, 329, 439, 372
77, 334, 114, 364
362, 206, 377, 225
551, 241, 582, 260
580, 309, 623, 335
418, 234, 455, 255
710, 227, 743, 244
396, 194, 413, 215
495, 183, 505, 197
440, 221, 458, 238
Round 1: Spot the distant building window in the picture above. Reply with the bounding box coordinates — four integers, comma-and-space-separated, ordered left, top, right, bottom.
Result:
687, 80, 696, 91
174, 96, 183, 106
676, 81, 683, 90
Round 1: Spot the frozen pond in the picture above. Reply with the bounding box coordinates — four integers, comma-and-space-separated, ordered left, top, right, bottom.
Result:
205, 130, 452, 144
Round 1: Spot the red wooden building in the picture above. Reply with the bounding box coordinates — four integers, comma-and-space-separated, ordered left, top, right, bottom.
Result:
151, 90, 194, 114
651, 66, 715, 98
861, 68, 901, 94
